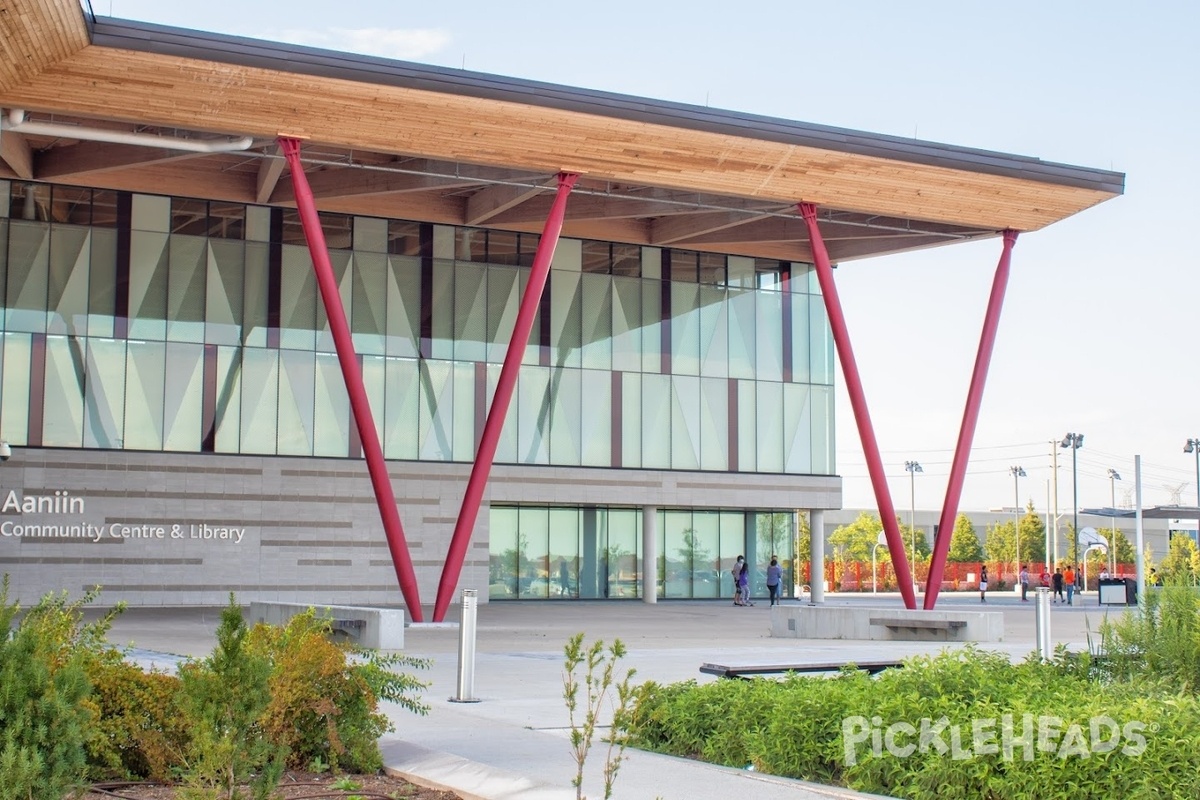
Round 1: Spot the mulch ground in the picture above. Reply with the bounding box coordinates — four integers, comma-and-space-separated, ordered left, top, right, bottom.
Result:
79, 770, 464, 799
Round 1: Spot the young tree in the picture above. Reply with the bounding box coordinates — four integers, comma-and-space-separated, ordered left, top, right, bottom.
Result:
1160, 535, 1200, 585
828, 512, 886, 564
947, 514, 983, 563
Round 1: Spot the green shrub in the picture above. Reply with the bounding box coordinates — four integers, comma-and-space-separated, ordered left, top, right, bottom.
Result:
0, 577, 93, 800
246, 608, 429, 773
179, 596, 284, 800
85, 654, 188, 781
1098, 585, 1200, 692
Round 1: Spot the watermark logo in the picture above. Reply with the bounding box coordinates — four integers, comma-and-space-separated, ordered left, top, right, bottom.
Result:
842, 714, 1148, 766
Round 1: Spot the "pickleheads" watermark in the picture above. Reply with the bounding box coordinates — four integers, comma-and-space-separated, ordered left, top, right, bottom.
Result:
842, 714, 1149, 766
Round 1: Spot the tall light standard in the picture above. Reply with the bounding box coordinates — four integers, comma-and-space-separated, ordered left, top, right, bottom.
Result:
1010, 466, 1026, 573
1107, 468, 1121, 573
1185, 439, 1200, 507
905, 460, 923, 583
1061, 433, 1084, 568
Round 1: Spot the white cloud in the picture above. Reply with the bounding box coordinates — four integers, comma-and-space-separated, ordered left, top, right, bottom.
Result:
267, 27, 451, 61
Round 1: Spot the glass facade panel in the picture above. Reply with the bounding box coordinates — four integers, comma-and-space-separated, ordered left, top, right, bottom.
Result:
0, 184, 832, 480
418, 359, 454, 461
1, 333, 31, 443
279, 245, 316, 351
87, 228, 117, 338
756, 381, 784, 472
6, 221, 50, 333
313, 352, 350, 457
454, 262, 488, 363
240, 348, 279, 454
213, 347, 242, 453
166, 235, 207, 343
124, 340, 165, 450
611, 276, 641, 372
127, 231, 168, 340
43, 336, 85, 447
641, 373, 670, 469
670, 375, 700, 470
83, 338, 126, 449
351, 251, 387, 355
517, 365, 550, 464
47, 226, 90, 337
783, 383, 812, 475
607, 508, 641, 598
579, 273, 612, 370
162, 342, 204, 451
691, 511, 721, 597
206, 239, 245, 346
548, 508, 580, 599
517, 506, 550, 599
277, 349, 316, 456
662, 509, 692, 598
489, 506, 519, 598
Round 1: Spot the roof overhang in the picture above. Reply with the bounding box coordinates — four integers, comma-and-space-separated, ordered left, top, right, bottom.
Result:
0, 4, 1125, 262
1081, 506, 1200, 521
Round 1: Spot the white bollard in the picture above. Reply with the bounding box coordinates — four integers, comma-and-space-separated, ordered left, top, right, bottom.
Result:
451, 589, 480, 703
1035, 586, 1053, 661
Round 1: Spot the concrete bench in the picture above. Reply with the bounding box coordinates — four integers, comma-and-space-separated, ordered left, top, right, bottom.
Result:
247, 602, 404, 650
870, 616, 966, 637
700, 659, 903, 680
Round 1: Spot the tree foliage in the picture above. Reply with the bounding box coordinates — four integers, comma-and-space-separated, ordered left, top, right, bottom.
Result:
1160, 534, 1200, 585
828, 512, 887, 564
946, 514, 983, 563
984, 507, 1046, 568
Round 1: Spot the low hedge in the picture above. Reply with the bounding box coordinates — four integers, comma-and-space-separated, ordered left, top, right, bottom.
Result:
630, 647, 1200, 800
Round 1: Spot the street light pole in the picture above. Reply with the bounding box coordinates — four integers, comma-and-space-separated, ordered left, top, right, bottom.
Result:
905, 461, 923, 590
1186, 439, 1200, 507
1107, 468, 1122, 574
1010, 465, 1026, 575
1061, 433, 1084, 571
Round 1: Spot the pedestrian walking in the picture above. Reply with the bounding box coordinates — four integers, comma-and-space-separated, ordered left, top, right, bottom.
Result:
1019, 565, 1030, 602
766, 556, 783, 606
979, 565, 989, 603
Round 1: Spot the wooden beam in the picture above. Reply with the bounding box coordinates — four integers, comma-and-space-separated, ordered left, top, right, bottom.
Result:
269, 159, 484, 203
488, 194, 702, 225
649, 210, 776, 245
255, 145, 285, 204
464, 182, 547, 226
34, 140, 206, 180
0, 129, 33, 179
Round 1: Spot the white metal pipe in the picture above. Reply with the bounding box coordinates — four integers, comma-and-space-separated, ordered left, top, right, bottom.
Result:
451, 588, 480, 703
6, 109, 253, 153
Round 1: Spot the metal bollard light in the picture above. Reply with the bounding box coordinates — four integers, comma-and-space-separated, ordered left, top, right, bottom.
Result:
451, 588, 480, 703
1035, 586, 1052, 661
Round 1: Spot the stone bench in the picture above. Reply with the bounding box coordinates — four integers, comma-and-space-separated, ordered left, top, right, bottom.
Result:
247, 602, 405, 650
700, 659, 903, 680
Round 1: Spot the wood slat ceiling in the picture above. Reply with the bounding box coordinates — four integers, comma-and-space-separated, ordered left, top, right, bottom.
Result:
0, 9, 1124, 263
0, 0, 89, 93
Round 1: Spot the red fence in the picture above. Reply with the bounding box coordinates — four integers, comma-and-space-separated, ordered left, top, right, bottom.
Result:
798, 561, 1136, 593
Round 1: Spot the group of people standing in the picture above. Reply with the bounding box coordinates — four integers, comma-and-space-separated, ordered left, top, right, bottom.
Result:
979, 563, 1086, 604
731, 555, 784, 606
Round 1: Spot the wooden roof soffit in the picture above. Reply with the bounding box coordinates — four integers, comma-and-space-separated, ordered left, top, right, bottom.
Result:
0, 0, 89, 93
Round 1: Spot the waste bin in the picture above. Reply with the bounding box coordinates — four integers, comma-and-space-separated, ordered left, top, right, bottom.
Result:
1099, 578, 1131, 606
1124, 578, 1137, 605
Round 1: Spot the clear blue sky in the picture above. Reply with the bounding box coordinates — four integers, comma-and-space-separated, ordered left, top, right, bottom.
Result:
103, 0, 1200, 517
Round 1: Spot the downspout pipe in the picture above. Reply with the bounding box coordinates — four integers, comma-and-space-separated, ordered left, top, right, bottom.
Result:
5, 109, 254, 153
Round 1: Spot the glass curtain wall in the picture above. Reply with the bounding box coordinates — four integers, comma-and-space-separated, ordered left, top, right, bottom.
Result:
0, 181, 835, 475
489, 505, 795, 602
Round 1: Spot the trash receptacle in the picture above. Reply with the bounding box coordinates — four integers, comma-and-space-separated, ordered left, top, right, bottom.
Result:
1124, 578, 1137, 605
1099, 578, 1131, 606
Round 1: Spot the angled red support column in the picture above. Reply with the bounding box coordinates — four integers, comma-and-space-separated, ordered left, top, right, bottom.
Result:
434, 172, 579, 621
278, 137, 424, 621
924, 230, 1018, 608
799, 203, 916, 610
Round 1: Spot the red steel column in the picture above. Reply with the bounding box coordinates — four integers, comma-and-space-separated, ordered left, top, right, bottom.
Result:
924, 230, 1018, 608
799, 203, 916, 610
434, 172, 579, 621
278, 137, 424, 621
